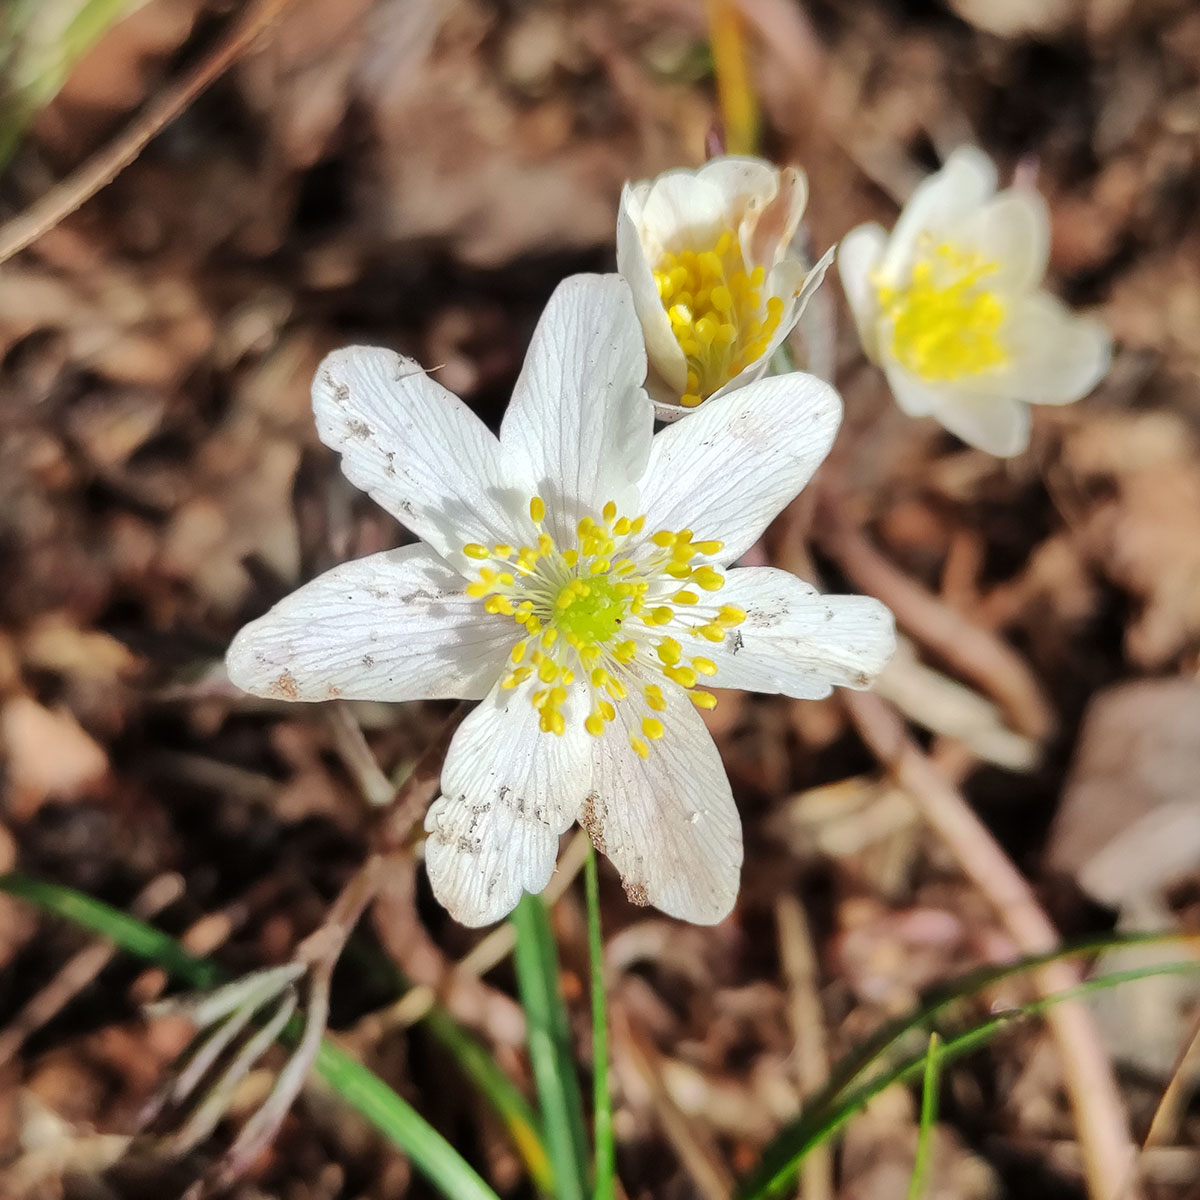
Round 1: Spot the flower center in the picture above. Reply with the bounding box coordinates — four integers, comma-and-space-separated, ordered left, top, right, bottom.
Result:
875, 237, 1008, 382
653, 231, 785, 407
462, 497, 746, 757
554, 574, 627, 645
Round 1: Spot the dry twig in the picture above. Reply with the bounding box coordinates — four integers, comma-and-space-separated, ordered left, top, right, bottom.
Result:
0, 0, 297, 266
842, 690, 1142, 1200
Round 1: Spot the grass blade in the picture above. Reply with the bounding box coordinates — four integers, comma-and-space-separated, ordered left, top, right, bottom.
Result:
0, 872, 501, 1200
421, 1005, 554, 1193
905, 1033, 941, 1200
585, 848, 615, 1200
736, 959, 1200, 1200
512, 892, 590, 1200
798, 930, 1195, 1127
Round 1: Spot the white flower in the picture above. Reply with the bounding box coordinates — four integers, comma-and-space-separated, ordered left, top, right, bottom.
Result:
226, 275, 895, 927
838, 146, 1111, 457
617, 156, 832, 418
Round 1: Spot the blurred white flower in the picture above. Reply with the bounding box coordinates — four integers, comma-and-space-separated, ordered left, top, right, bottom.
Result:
838, 146, 1111, 456
617, 156, 831, 417
227, 275, 894, 927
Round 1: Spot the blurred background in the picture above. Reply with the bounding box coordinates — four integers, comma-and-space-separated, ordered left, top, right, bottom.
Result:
1, 0, 1200, 1197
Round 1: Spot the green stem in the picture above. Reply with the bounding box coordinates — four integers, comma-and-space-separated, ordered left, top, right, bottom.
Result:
512, 893, 590, 1200
905, 1033, 941, 1200
585, 848, 615, 1200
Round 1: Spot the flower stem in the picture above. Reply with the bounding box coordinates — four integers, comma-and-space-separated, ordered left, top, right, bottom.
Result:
707, 0, 760, 156
585, 847, 616, 1200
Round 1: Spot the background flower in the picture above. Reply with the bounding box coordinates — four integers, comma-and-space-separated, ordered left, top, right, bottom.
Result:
838, 146, 1111, 456
617, 156, 831, 418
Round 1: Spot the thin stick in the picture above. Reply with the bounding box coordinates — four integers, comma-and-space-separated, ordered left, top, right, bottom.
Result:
586, 847, 616, 1200
842, 690, 1142, 1200
0, 0, 295, 266
775, 895, 833, 1200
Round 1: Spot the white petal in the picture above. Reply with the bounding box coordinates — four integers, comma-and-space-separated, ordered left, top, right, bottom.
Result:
226, 545, 512, 702
696, 155, 778, 206
617, 191, 688, 397
424, 682, 593, 926
636, 372, 842, 563
837, 223, 888, 362
313, 348, 531, 567
741, 165, 808, 270
880, 355, 943, 417
946, 188, 1050, 293
1000, 293, 1111, 404
499, 274, 654, 543
934, 393, 1032, 456
639, 172, 728, 251
705, 567, 896, 698
878, 146, 998, 286
585, 690, 741, 924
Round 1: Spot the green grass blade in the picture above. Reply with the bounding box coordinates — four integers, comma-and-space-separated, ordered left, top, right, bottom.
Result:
313, 1041, 502, 1200
585, 848, 615, 1200
736, 959, 1200, 1200
0, 0, 151, 170
905, 1033, 941, 1200
798, 930, 1193, 1126
421, 1005, 554, 1193
339, 934, 553, 1191
0, 872, 501, 1200
512, 892, 590, 1200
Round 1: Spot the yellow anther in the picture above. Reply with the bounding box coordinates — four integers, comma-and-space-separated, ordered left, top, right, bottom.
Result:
691, 657, 717, 676
464, 543, 489, 559
614, 640, 638, 664
630, 737, 650, 760
530, 496, 546, 523
877, 241, 1008, 382
656, 638, 682, 666
644, 684, 667, 711
538, 658, 559, 683
696, 623, 726, 642
511, 641, 527, 664
465, 580, 490, 598
642, 717, 665, 740
602, 500, 617, 523
673, 590, 699, 605
663, 664, 698, 688
585, 714, 604, 737
690, 690, 718, 710
692, 539, 723, 556
493, 544, 512, 558
691, 567, 724, 592
718, 605, 746, 626
599, 701, 615, 721
648, 606, 674, 625
651, 530, 676, 547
